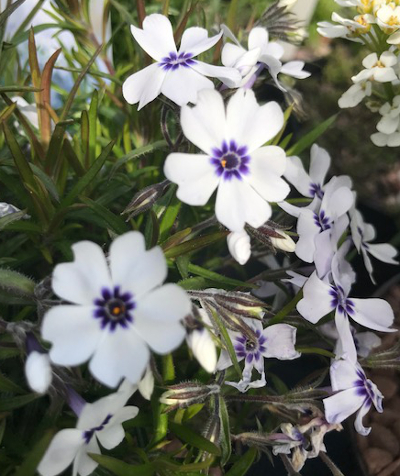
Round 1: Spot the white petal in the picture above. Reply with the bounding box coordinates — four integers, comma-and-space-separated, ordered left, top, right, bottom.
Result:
73, 439, 99, 476
180, 89, 226, 154
324, 186, 353, 219
216, 349, 234, 370
109, 231, 146, 285
187, 329, 217, 373
314, 229, 334, 279
368, 243, 398, 264
362, 53, 378, 69
161, 66, 214, 106
354, 401, 372, 436
284, 155, 312, 197
136, 283, 191, 322
89, 329, 150, 387
262, 324, 300, 360
323, 388, 364, 424
371, 132, 389, 147
335, 310, 358, 364
330, 358, 360, 391
377, 113, 399, 134
179, 28, 222, 56
96, 407, 138, 449
309, 144, 331, 185
121, 246, 168, 300
226, 89, 284, 152
42, 305, 102, 366
356, 331, 382, 358
38, 429, 83, 476
247, 146, 290, 202
25, 351, 52, 394
191, 61, 241, 88
295, 209, 320, 263
216, 178, 272, 232
130, 15, 176, 61
52, 241, 111, 305
122, 64, 165, 109
296, 272, 333, 324
138, 366, 154, 400
248, 27, 269, 51
263, 42, 284, 60
221, 43, 246, 67
374, 67, 397, 83
280, 61, 310, 79
164, 153, 219, 206
351, 298, 395, 332
134, 317, 186, 354
227, 230, 251, 265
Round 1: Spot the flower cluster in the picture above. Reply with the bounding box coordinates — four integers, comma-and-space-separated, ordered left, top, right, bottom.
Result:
318, 0, 400, 146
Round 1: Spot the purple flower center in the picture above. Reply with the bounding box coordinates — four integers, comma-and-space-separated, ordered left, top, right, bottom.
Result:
94, 286, 135, 331
83, 414, 112, 444
211, 140, 250, 181
159, 51, 196, 71
313, 209, 331, 231
309, 182, 324, 199
329, 285, 355, 315
234, 329, 266, 364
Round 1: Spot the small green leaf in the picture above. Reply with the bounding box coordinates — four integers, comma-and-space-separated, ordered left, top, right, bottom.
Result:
0, 372, 25, 394
80, 197, 128, 235
163, 232, 228, 260
0, 86, 41, 93
169, 421, 221, 456
0, 0, 27, 28
0, 393, 39, 411
0, 210, 27, 231
286, 114, 337, 156
60, 140, 114, 208
267, 290, 303, 326
89, 454, 156, 476
159, 194, 181, 242
88, 89, 98, 166
14, 429, 55, 476
225, 447, 258, 476
187, 264, 257, 289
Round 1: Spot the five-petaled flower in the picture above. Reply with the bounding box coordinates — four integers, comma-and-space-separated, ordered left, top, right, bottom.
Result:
41, 231, 191, 387
323, 357, 383, 436
164, 88, 290, 232
122, 14, 240, 109
38, 382, 138, 476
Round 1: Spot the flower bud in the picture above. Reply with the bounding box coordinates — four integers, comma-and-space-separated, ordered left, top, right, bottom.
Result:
138, 365, 154, 400
160, 382, 220, 412
25, 351, 52, 394
123, 180, 169, 218
227, 230, 251, 265
270, 230, 296, 252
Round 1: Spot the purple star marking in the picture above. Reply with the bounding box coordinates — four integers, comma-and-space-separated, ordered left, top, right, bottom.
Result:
94, 286, 135, 331
309, 182, 324, 199
159, 51, 196, 71
354, 368, 381, 411
313, 209, 331, 231
211, 140, 250, 181
234, 329, 266, 363
83, 414, 112, 444
329, 285, 355, 315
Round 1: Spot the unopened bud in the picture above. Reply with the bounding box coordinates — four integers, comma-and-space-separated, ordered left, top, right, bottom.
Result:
227, 230, 251, 265
160, 382, 220, 412
123, 180, 169, 218
270, 230, 296, 253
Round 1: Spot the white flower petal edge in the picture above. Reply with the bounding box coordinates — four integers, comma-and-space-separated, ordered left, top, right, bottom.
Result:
164, 89, 288, 233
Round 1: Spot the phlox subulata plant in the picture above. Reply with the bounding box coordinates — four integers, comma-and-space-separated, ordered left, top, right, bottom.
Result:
0, 1, 398, 475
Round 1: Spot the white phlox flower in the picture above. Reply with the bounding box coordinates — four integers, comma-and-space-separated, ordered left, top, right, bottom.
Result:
352, 51, 398, 83
164, 88, 290, 233
282, 176, 354, 263
221, 26, 310, 91
371, 125, 400, 146
284, 144, 331, 199
122, 14, 240, 109
216, 318, 300, 392
227, 229, 252, 265
41, 231, 191, 388
323, 357, 383, 436
38, 382, 138, 476
338, 80, 372, 108
297, 244, 396, 364
317, 12, 374, 41
350, 208, 398, 283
